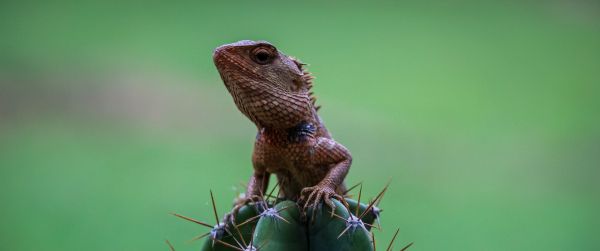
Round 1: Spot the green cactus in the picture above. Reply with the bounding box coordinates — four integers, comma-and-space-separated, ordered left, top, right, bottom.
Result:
173, 185, 411, 251
252, 200, 307, 251
198, 204, 259, 251
195, 199, 376, 251
307, 199, 374, 251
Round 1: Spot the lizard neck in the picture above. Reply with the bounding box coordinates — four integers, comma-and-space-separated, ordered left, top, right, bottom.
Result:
229, 79, 316, 129
257, 114, 322, 145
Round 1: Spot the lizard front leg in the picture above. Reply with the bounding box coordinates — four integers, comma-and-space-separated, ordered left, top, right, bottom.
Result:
223, 169, 270, 225
239, 169, 271, 206
299, 138, 352, 213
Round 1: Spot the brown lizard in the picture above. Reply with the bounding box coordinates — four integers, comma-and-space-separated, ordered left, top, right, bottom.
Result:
213, 40, 352, 222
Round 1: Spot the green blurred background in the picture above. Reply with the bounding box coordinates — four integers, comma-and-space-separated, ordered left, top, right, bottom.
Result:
1, 0, 599, 250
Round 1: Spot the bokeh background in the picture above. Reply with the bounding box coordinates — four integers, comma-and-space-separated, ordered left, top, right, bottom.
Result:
1, 0, 599, 250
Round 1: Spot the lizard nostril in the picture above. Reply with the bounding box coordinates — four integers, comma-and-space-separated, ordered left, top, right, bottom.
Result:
213, 47, 224, 60
213, 44, 231, 61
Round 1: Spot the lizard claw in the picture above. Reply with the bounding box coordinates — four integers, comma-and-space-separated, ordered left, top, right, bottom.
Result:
299, 185, 343, 215
222, 195, 262, 226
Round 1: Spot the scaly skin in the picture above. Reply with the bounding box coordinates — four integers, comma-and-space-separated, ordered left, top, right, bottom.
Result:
213, 40, 352, 222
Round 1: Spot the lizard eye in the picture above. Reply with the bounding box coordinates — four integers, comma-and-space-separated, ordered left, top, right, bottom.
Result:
251, 47, 275, 65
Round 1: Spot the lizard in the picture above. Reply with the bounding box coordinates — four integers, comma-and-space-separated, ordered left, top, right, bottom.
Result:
212, 40, 352, 222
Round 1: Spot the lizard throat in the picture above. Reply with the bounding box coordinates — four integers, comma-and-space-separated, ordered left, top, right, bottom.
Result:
228, 81, 316, 129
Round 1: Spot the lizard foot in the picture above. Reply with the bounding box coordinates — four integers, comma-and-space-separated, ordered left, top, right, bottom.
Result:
299, 185, 345, 216
222, 195, 262, 226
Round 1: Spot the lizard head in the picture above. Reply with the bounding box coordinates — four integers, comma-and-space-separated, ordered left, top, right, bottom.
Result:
213, 40, 316, 128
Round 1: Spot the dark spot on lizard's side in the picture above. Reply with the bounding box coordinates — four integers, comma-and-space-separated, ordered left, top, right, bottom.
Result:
287, 121, 316, 143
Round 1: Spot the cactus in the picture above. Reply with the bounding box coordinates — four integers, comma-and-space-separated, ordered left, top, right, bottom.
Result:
172, 184, 412, 251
